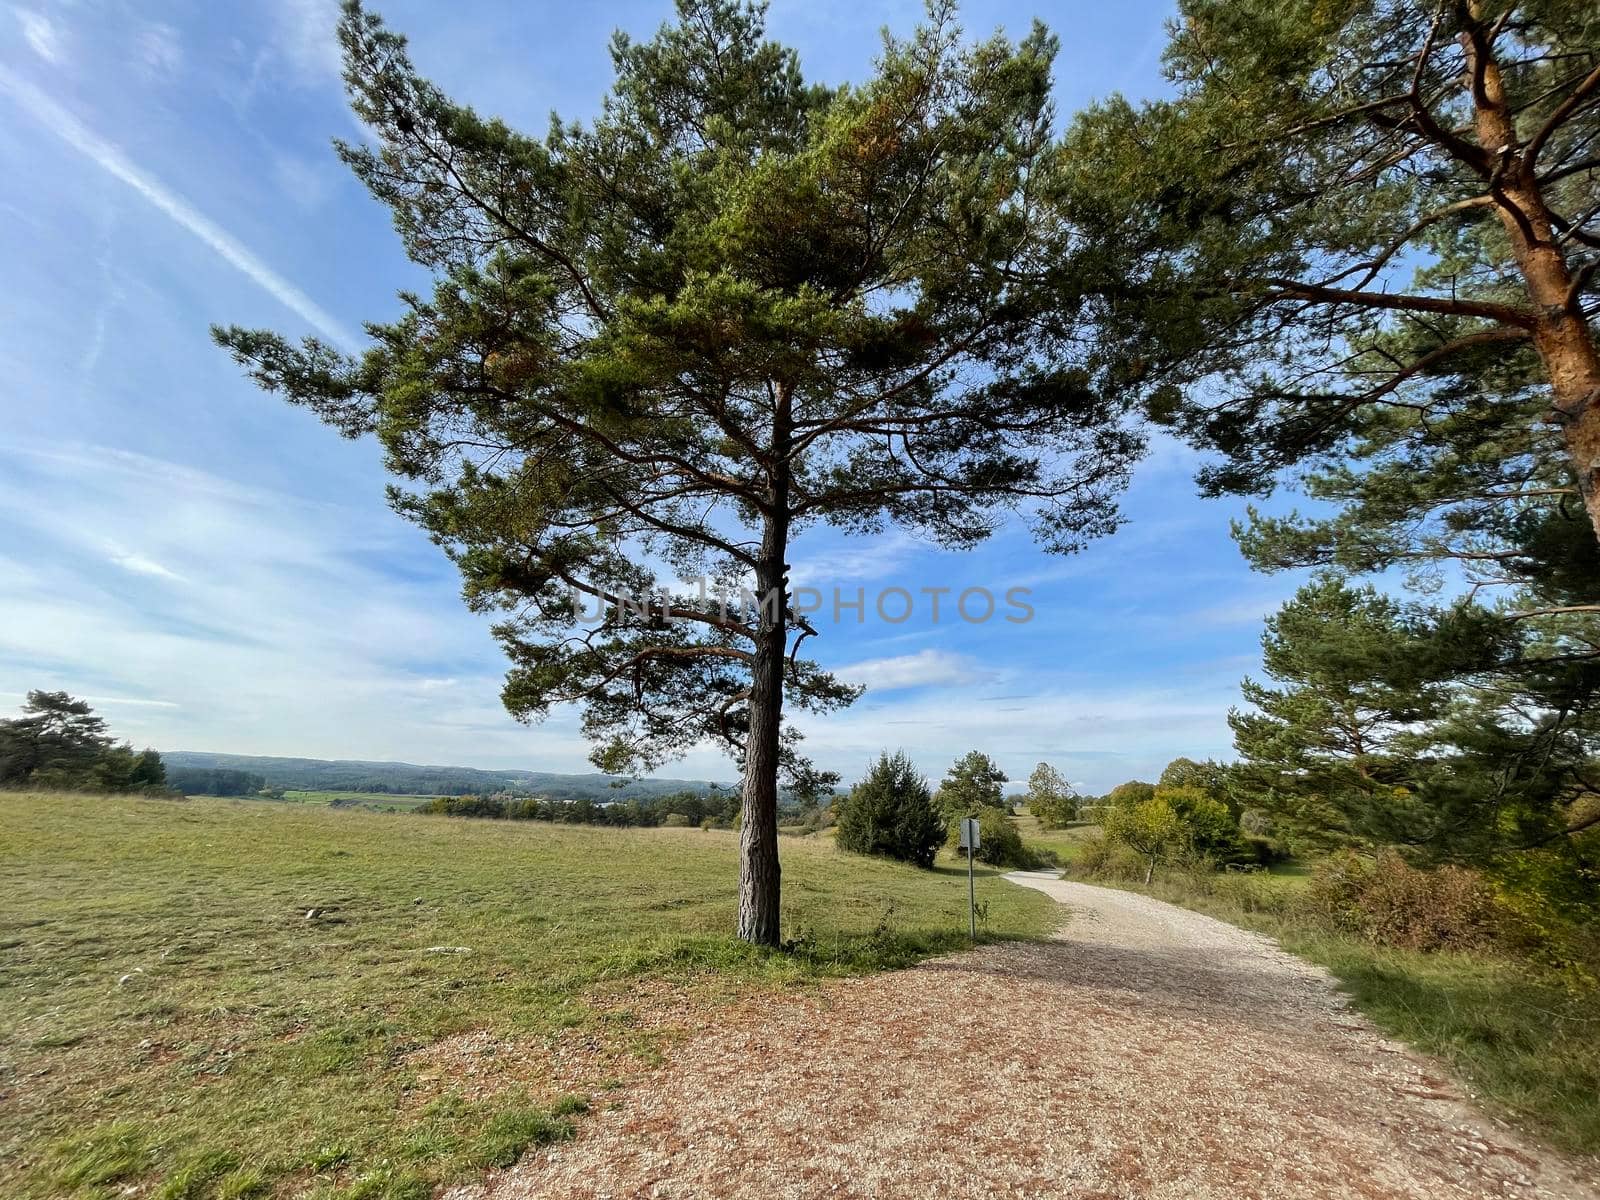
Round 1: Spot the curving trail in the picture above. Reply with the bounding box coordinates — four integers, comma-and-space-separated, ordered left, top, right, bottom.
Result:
451, 871, 1598, 1200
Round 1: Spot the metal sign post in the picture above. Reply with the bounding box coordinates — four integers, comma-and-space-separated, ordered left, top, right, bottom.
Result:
958, 817, 980, 939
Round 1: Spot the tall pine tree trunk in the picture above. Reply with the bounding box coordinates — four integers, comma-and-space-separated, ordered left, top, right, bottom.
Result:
1464, 17, 1600, 542
737, 546, 785, 946
737, 396, 791, 947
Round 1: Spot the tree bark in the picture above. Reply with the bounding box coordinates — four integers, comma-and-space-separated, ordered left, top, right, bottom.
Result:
736, 389, 791, 947
1144, 857, 1155, 886
1462, 19, 1600, 542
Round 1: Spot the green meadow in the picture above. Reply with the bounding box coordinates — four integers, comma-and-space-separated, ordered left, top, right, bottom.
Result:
0, 792, 1055, 1200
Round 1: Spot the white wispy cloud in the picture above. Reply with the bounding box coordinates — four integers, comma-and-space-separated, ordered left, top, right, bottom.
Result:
0, 67, 357, 348
14, 8, 63, 64
108, 547, 187, 583
839, 648, 996, 692
134, 23, 183, 81
788, 682, 1241, 791
0, 440, 585, 764
272, 0, 343, 83
788, 530, 922, 587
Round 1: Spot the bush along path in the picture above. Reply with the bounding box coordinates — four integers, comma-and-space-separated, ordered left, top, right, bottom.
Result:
451, 874, 1599, 1200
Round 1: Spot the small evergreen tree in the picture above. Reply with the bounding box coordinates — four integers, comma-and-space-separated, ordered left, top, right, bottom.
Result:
934, 750, 1009, 821
835, 752, 944, 869
1229, 577, 1454, 851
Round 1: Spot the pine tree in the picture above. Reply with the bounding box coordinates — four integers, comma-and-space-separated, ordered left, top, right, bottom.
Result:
934, 750, 1009, 821
1061, 0, 1600, 538
214, 1, 1137, 944
0, 691, 113, 787
1229, 578, 1474, 852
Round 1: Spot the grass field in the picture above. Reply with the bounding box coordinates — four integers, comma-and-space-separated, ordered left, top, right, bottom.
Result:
1, 793, 1058, 1200
1013, 813, 1099, 864
188, 791, 445, 812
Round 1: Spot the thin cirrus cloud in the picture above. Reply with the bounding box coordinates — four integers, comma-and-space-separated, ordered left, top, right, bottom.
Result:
840, 649, 998, 692
107, 547, 187, 584
14, 8, 63, 64
0, 67, 357, 349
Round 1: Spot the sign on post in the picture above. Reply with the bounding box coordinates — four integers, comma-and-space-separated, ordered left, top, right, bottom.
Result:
958, 817, 980, 850
959, 818, 980, 939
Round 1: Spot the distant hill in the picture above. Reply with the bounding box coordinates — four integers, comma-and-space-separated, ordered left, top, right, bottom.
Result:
160, 751, 736, 801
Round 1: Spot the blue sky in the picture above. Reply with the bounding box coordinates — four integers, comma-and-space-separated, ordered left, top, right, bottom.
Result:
0, 0, 1312, 792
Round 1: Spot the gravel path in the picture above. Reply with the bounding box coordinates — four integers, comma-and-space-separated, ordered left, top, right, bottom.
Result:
451, 872, 1598, 1200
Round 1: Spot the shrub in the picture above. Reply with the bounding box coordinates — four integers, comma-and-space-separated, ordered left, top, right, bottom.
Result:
421, 795, 507, 819
1075, 838, 1152, 883
1299, 851, 1503, 952
952, 806, 1044, 869
1156, 785, 1250, 864
1241, 833, 1291, 866
1205, 871, 1292, 915
836, 752, 945, 868
1073, 833, 1147, 881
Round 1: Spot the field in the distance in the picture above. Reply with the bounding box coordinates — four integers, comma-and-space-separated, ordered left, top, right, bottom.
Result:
0, 793, 1057, 1200
187, 790, 445, 812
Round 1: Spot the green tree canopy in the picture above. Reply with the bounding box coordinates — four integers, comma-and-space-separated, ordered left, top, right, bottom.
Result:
0, 691, 112, 786
1156, 757, 1226, 797
1103, 779, 1155, 809
215, 0, 1139, 945
835, 751, 944, 869
1024, 760, 1076, 828
1151, 784, 1246, 864
0, 692, 165, 793
935, 750, 1010, 820
1101, 796, 1185, 885
1222, 574, 1564, 861
1061, 0, 1600, 539
1229, 578, 1458, 851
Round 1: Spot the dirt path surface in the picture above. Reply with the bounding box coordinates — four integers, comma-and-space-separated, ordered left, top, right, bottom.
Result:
451, 872, 1598, 1200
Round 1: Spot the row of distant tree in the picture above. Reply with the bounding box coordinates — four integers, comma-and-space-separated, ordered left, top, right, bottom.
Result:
160, 751, 738, 803
832, 748, 1287, 881
0, 692, 167, 793
164, 768, 268, 797
422, 788, 745, 828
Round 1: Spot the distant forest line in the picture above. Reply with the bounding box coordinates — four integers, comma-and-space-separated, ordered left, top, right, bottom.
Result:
160, 750, 739, 802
